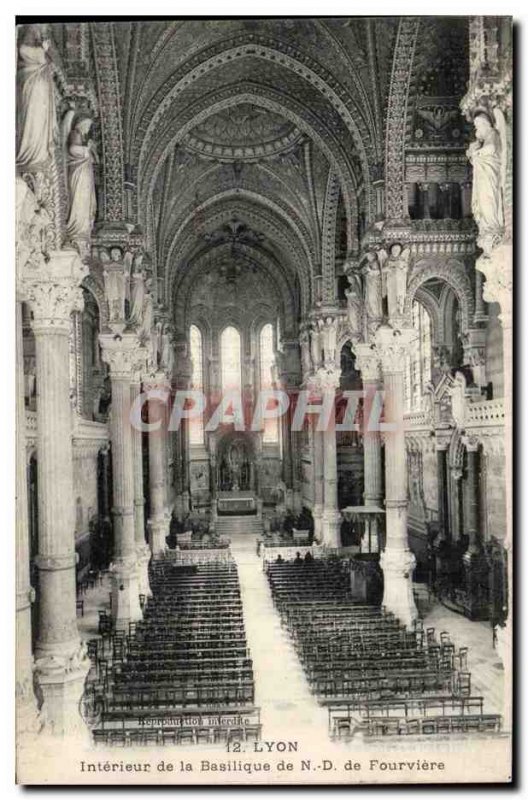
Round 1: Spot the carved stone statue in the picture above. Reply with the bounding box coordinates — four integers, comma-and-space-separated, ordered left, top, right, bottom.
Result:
65, 115, 98, 241
161, 329, 175, 376
299, 329, 312, 378
16, 25, 57, 168
129, 269, 146, 328
384, 244, 411, 321
466, 112, 505, 252
344, 273, 363, 340
102, 251, 127, 327
322, 317, 338, 364
310, 319, 323, 369
363, 249, 386, 335
139, 282, 155, 361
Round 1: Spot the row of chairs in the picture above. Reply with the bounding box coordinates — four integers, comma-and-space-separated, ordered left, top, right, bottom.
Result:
90, 551, 260, 745
266, 557, 501, 740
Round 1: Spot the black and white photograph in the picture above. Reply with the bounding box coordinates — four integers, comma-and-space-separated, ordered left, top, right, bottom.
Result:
13, 12, 513, 785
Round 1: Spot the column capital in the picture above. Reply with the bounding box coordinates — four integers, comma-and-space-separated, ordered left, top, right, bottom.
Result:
462, 434, 480, 453
307, 364, 341, 392
373, 325, 416, 374
142, 369, 172, 393
23, 249, 88, 333
434, 428, 452, 451
353, 344, 381, 383
99, 332, 148, 381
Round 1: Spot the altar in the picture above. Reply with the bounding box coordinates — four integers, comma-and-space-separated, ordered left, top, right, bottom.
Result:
216, 491, 258, 516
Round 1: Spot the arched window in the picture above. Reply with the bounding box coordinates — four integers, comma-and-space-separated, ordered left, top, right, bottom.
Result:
221, 326, 242, 392
189, 324, 204, 445
404, 301, 432, 411
260, 323, 279, 443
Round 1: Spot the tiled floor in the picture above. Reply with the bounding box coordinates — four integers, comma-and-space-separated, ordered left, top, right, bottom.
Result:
229, 531, 329, 741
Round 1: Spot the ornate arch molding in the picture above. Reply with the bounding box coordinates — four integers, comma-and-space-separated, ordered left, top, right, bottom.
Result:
172, 243, 295, 338
321, 171, 341, 303
91, 22, 126, 221
384, 17, 420, 219
156, 179, 317, 274
188, 309, 213, 346
133, 38, 373, 213
141, 88, 358, 250
154, 161, 314, 262
404, 257, 474, 333
448, 428, 466, 471
440, 284, 461, 348
82, 273, 108, 328
414, 286, 443, 344
166, 194, 312, 312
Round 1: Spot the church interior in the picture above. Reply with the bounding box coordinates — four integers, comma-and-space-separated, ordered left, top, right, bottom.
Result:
15, 17, 512, 751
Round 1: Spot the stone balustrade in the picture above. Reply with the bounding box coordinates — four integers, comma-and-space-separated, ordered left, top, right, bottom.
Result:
466, 398, 505, 427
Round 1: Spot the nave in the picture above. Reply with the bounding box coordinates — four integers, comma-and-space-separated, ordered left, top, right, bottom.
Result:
77, 530, 504, 751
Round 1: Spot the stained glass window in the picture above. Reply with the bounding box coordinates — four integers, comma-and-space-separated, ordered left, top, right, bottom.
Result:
404, 301, 433, 411
260, 323, 279, 443
189, 324, 204, 444
221, 326, 242, 392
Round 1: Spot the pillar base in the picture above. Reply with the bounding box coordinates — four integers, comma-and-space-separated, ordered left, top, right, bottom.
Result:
110, 557, 143, 630
461, 550, 490, 620
34, 641, 91, 740
148, 513, 170, 555
312, 504, 323, 543
136, 543, 152, 598
322, 509, 342, 548
380, 548, 418, 628
16, 675, 43, 738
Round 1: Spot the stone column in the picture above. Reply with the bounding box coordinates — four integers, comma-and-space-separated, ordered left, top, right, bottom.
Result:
312, 366, 341, 548
463, 437, 481, 555
24, 250, 90, 737
100, 334, 147, 629
16, 297, 41, 736
355, 347, 383, 507
355, 347, 384, 552
462, 436, 489, 619
436, 443, 450, 541
375, 326, 418, 628
280, 402, 293, 493
461, 181, 473, 218
312, 421, 324, 542
144, 372, 171, 555
130, 378, 151, 598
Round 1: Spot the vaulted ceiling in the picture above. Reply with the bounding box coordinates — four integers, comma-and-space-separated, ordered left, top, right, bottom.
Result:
51, 18, 470, 332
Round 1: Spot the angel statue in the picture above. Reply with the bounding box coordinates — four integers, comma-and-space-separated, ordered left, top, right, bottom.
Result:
363, 249, 387, 336
322, 317, 338, 364
63, 110, 98, 241
128, 266, 146, 328
16, 25, 57, 169
139, 280, 155, 362
344, 272, 363, 341
310, 319, 323, 370
299, 328, 312, 379
102, 252, 127, 328
161, 328, 175, 377
384, 243, 411, 322
466, 112, 505, 253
